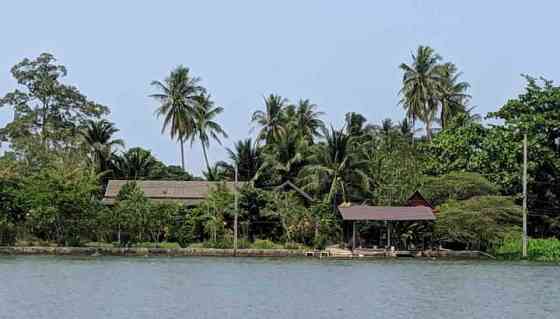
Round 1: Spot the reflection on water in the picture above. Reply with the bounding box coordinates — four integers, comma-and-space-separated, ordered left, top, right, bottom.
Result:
0, 257, 558, 319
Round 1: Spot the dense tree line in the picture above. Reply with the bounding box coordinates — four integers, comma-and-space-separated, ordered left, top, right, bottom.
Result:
1, 48, 559, 252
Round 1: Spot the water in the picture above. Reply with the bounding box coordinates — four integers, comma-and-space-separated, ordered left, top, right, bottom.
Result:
0, 257, 558, 319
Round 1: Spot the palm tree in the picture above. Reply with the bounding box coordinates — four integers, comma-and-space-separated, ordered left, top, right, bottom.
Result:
295, 99, 325, 143
150, 65, 205, 171
345, 112, 368, 137
111, 147, 158, 180
300, 127, 370, 205
190, 93, 228, 173
80, 119, 124, 174
217, 138, 263, 181
437, 63, 471, 129
399, 45, 442, 140
251, 94, 288, 144
261, 130, 308, 184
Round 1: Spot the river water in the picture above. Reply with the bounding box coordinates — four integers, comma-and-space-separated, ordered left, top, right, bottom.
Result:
0, 256, 558, 319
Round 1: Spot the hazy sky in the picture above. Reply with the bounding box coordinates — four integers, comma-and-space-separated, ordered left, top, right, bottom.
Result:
1, 1, 559, 174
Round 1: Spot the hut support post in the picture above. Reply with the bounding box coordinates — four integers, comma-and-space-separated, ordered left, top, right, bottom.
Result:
352, 221, 356, 251
387, 221, 391, 248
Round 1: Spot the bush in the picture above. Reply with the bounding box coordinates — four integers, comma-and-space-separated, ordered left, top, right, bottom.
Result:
18, 161, 100, 246
435, 196, 522, 251
421, 172, 500, 206
251, 239, 282, 249
495, 237, 560, 262
202, 239, 234, 249
0, 217, 16, 245
132, 242, 181, 249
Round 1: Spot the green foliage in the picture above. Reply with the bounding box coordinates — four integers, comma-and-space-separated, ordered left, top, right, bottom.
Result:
18, 160, 100, 246
363, 128, 423, 205
0, 53, 108, 155
420, 172, 500, 206
251, 239, 282, 249
263, 192, 316, 244
420, 121, 487, 175
495, 237, 560, 262
109, 183, 181, 244
435, 196, 522, 250
0, 216, 16, 245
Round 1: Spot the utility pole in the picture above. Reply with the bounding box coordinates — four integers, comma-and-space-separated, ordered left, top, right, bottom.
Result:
234, 164, 239, 257
523, 133, 528, 258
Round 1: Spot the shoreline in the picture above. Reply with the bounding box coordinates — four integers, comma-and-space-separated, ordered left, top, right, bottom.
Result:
0, 246, 490, 259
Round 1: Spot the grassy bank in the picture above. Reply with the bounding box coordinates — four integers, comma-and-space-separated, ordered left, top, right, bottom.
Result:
494, 238, 560, 262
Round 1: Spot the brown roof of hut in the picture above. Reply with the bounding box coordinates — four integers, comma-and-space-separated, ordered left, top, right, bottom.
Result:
103, 180, 244, 205
338, 205, 436, 221
406, 190, 433, 209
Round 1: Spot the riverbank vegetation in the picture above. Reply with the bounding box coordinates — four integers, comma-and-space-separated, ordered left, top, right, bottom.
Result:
1, 49, 560, 260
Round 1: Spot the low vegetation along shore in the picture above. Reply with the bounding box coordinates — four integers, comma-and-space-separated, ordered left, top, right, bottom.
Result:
1, 47, 560, 262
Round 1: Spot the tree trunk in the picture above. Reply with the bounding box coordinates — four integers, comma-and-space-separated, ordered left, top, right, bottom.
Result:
425, 120, 432, 141
180, 138, 186, 171
202, 143, 211, 174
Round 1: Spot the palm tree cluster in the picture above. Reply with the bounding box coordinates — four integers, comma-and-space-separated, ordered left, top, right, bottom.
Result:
399, 45, 471, 139
78, 50, 472, 207
150, 66, 227, 172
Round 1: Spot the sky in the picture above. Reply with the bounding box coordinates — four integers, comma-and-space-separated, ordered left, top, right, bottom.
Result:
1, 1, 559, 175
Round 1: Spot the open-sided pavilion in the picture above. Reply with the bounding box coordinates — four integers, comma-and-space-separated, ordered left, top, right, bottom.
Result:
338, 203, 436, 251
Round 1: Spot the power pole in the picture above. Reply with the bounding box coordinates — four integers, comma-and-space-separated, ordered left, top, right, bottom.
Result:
234, 164, 239, 257
522, 133, 528, 258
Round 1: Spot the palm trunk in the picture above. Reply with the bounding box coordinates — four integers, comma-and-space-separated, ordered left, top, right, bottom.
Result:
426, 121, 432, 141
180, 138, 186, 171
440, 101, 446, 130
202, 143, 211, 174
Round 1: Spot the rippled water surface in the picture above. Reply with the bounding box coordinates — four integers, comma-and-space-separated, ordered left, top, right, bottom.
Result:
0, 256, 559, 319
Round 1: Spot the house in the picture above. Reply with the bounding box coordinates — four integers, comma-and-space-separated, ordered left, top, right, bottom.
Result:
102, 180, 244, 206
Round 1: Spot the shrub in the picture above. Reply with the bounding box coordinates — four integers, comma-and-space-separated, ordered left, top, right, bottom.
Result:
435, 196, 522, 251
132, 242, 181, 249
18, 161, 100, 246
251, 239, 282, 249
495, 237, 560, 262
0, 217, 16, 245
202, 239, 234, 249
420, 172, 500, 206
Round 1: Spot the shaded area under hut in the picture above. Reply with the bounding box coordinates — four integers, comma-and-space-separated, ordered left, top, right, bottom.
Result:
339, 192, 436, 251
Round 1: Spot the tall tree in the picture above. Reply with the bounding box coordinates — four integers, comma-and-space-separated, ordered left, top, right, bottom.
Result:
190, 94, 228, 173
437, 63, 471, 129
295, 99, 325, 143
344, 112, 367, 137
300, 127, 370, 205
80, 119, 124, 174
0, 53, 108, 153
111, 147, 159, 180
217, 138, 263, 182
261, 130, 308, 184
150, 65, 204, 171
251, 94, 288, 144
399, 46, 442, 140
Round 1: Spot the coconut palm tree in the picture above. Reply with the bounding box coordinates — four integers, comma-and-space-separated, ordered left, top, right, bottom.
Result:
217, 138, 263, 181
190, 93, 228, 173
345, 112, 368, 137
261, 130, 308, 184
150, 65, 205, 171
300, 127, 370, 205
111, 147, 159, 180
251, 94, 288, 144
80, 119, 124, 174
399, 45, 442, 140
437, 63, 471, 129
295, 99, 325, 143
